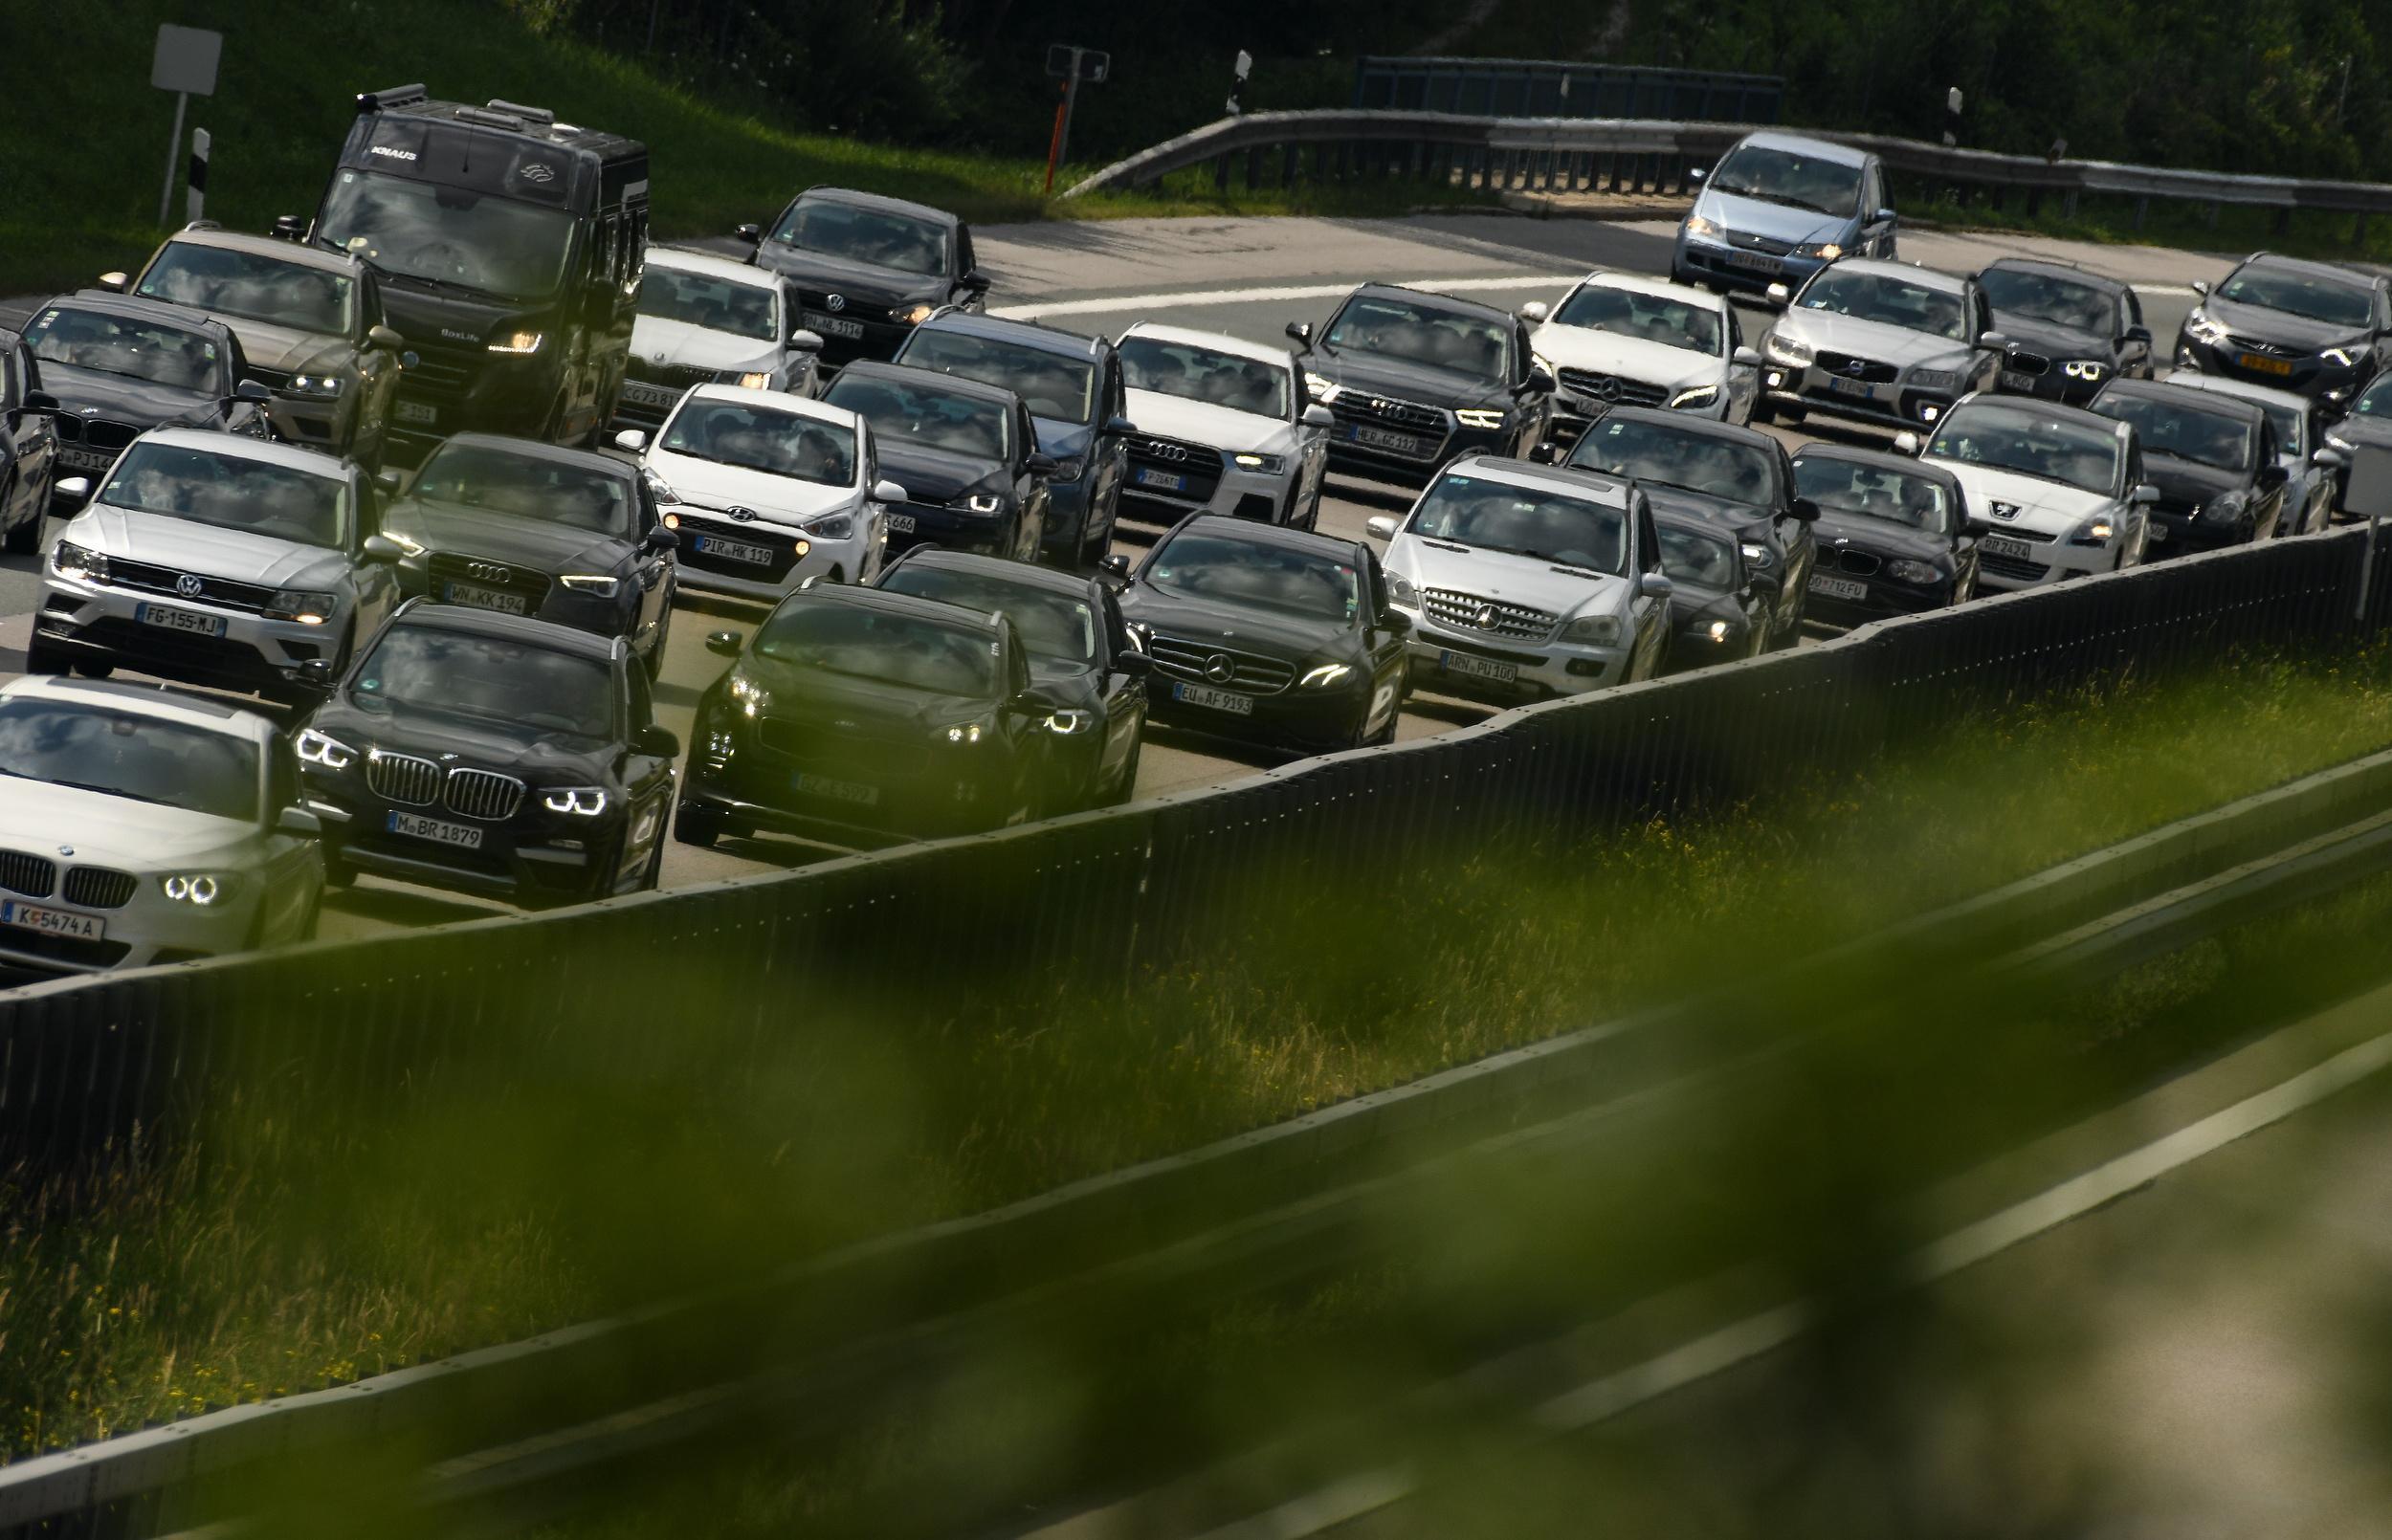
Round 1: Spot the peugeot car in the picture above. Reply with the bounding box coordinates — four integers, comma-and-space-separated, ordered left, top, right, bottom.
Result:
616, 246, 824, 433
1899, 395, 2155, 591
298, 603, 679, 907
1672, 131, 1896, 299
820, 362, 1051, 561
1115, 322, 1333, 527
1527, 272, 1761, 451
1108, 514, 1410, 756
2166, 371, 2342, 536
0, 330, 58, 553
1366, 456, 1672, 701
1289, 284, 1553, 483
739, 187, 990, 368
1974, 257, 2154, 406
1789, 444, 1979, 625
2176, 254, 2392, 408
1759, 258, 2005, 431
1651, 507, 1772, 669
2086, 377, 2287, 553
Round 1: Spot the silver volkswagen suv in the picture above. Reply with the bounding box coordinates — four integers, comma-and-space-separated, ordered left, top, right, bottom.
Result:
33, 428, 403, 702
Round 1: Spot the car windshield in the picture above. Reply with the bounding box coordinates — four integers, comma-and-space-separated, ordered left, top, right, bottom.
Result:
101, 442, 349, 548
24, 306, 223, 392
2218, 266, 2375, 329
1324, 295, 1513, 383
658, 400, 857, 486
1707, 143, 1862, 217
2247, 398, 2302, 451
1405, 473, 1627, 574
136, 243, 353, 334
1795, 269, 1970, 341
354, 627, 615, 738
1978, 268, 2114, 334
754, 601, 999, 695
901, 329, 1096, 425
638, 268, 779, 342
1549, 283, 1722, 355
2089, 395, 2255, 472
0, 700, 257, 822
1791, 453, 1955, 534
770, 198, 948, 277
1569, 415, 1779, 508
1655, 522, 1739, 590
823, 374, 1010, 460
316, 169, 573, 299
878, 566, 1097, 664
1146, 531, 1361, 623
2352, 376, 2392, 417
1922, 405, 2123, 494
1119, 335, 1292, 417
410, 442, 635, 537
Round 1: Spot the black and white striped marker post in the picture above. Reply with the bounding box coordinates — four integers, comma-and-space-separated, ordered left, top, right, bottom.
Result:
186, 127, 210, 225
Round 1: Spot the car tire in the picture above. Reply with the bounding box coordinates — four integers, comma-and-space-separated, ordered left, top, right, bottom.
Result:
1, 475, 34, 554
321, 852, 355, 891
643, 603, 673, 680
71, 659, 113, 679
1750, 396, 1776, 427
21, 631, 68, 674
675, 799, 725, 848
1107, 734, 1142, 806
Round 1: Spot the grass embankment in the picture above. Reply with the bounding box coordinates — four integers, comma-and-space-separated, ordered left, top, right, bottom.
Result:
9, 643, 2392, 1462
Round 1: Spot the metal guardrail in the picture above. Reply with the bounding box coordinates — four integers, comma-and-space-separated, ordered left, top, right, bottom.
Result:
1352, 57, 1783, 125
1061, 109, 2392, 230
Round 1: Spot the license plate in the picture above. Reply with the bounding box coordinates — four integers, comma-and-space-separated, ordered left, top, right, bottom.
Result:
1808, 575, 1869, 601
395, 400, 437, 426
693, 534, 773, 566
135, 602, 226, 638
1346, 425, 1429, 456
2147, 521, 2169, 542
0, 898, 103, 942
1437, 649, 1517, 683
1724, 249, 1783, 273
58, 447, 113, 472
803, 310, 867, 340
886, 513, 917, 534
1133, 468, 1187, 492
2238, 351, 2293, 377
1171, 681, 1254, 715
1982, 536, 2035, 561
440, 582, 530, 615
1999, 370, 2039, 391
1826, 376, 1877, 401
795, 771, 879, 806
388, 809, 483, 848
620, 381, 676, 407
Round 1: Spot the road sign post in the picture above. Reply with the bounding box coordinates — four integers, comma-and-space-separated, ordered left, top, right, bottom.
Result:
1228, 49, 1252, 116
151, 25, 222, 228
1043, 44, 1111, 197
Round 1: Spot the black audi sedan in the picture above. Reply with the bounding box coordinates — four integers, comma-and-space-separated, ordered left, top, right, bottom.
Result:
1289, 284, 1554, 483
20, 292, 270, 512
820, 362, 1053, 561
0, 331, 58, 553
1789, 444, 1979, 624
2176, 255, 2392, 409
377, 433, 679, 673
677, 584, 1051, 846
296, 603, 679, 907
2087, 377, 2287, 553
738, 187, 990, 368
1106, 513, 1410, 756
1975, 257, 2154, 406
1564, 407, 1819, 648
1651, 506, 1771, 669
875, 547, 1149, 811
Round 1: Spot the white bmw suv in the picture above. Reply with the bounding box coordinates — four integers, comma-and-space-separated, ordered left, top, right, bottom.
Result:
1898, 394, 2156, 591
1365, 455, 1674, 701
1115, 322, 1333, 528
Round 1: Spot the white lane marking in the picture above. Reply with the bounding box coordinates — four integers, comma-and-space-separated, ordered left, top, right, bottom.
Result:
2137, 284, 2199, 297
993, 274, 1575, 319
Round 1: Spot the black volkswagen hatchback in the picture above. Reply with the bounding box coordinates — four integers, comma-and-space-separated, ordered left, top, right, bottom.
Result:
1107, 513, 1410, 756
678, 584, 1051, 846
297, 602, 679, 906
820, 362, 1053, 561
738, 187, 990, 368
1789, 443, 1979, 624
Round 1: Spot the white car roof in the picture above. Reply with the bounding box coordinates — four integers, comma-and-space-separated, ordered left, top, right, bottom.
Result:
1442, 453, 1632, 507
1116, 321, 1292, 370
1557, 271, 1728, 311
0, 673, 277, 742
673, 383, 861, 429
2159, 368, 2308, 412
125, 426, 353, 479
645, 246, 783, 291
1818, 256, 1969, 295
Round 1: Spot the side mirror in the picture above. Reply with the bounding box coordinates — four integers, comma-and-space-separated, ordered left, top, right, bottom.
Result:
1765, 282, 1791, 305
55, 476, 91, 500
361, 534, 404, 564
613, 428, 649, 453
645, 524, 680, 552
1365, 516, 1399, 540
788, 329, 824, 352
273, 214, 307, 241
1285, 320, 1314, 348
1027, 451, 1059, 475
704, 629, 744, 657
2191, 279, 2211, 297
1113, 649, 1153, 678
1300, 404, 1335, 429
1732, 345, 1761, 367
1893, 430, 1923, 456
97, 271, 128, 292
367, 324, 405, 352
1526, 366, 1556, 394
1104, 415, 1138, 436
2122, 324, 2153, 345
373, 470, 403, 495
735, 222, 763, 244
1379, 608, 1412, 636
873, 478, 909, 504
1099, 552, 1132, 580
961, 270, 993, 295
1786, 497, 1821, 524
1636, 571, 1674, 602
1875, 207, 1896, 224
1977, 330, 2009, 351
2131, 483, 2161, 504
634, 724, 680, 759
2314, 446, 2349, 468
1690, 166, 1708, 183
1962, 517, 1992, 539
233, 379, 272, 403
276, 804, 323, 836
2257, 463, 2290, 491
22, 390, 59, 414
1517, 300, 1550, 323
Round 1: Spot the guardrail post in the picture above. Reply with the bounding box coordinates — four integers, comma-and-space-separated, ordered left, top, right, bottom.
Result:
2134, 195, 2150, 231
2274, 205, 2293, 236
1281, 141, 1298, 188
1214, 152, 1230, 194
1244, 145, 1261, 190
2206, 199, 2222, 230
2065, 187, 2079, 218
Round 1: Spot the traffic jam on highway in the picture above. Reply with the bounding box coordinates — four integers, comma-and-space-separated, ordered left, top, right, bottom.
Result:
0, 94, 2381, 979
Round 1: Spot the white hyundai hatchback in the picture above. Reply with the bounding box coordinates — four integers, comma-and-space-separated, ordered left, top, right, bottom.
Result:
1527, 272, 1762, 453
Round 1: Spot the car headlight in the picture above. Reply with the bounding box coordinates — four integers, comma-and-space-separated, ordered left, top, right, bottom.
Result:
1386, 572, 1417, 606
963, 493, 1007, 515
943, 720, 987, 744
1454, 408, 1509, 430
2072, 515, 2116, 544
1303, 371, 1340, 403
805, 511, 856, 539
559, 574, 620, 597
1667, 384, 1720, 410
160, 872, 232, 906
541, 785, 609, 816
1685, 213, 1722, 238
1232, 451, 1286, 473
296, 728, 357, 770
1740, 541, 1775, 569
1885, 558, 1941, 584
1793, 241, 1844, 261
893, 302, 937, 325
1297, 662, 1354, 689
487, 331, 543, 355
1765, 334, 1812, 365
2062, 360, 2108, 381
265, 588, 338, 625
643, 469, 679, 505
1043, 709, 1097, 735
2322, 345, 2364, 369
1906, 368, 1962, 393
2184, 311, 2228, 346
1046, 456, 1086, 484
2329, 433, 2357, 452
282, 373, 344, 399
730, 371, 772, 390
727, 672, 765, 716
382, 529, 428, 557
51, 540, 110, 583
1561, 613, 1622, 646
1705, 619, 1733, 643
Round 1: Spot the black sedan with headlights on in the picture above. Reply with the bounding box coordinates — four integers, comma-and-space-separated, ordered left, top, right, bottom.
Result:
2176, 255, 2392, 410
376, 433, 679, 674
1975, 256, 2154, 406
2087, 376, 2286, 553
1289, 284, 1554, 483
1788, 444, 1979, 624
677, 584, 1052, 847
875, 547, 1149, 811
737, 186, 990, 368
1651, 506, 1772, 668
297, 602, 679, 907
1106, 513, 1411, 755
820, 362, 1053, 561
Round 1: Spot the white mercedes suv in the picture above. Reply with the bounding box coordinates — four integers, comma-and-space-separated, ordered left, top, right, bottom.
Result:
1527, 272, 1762, 452
1115, 322, 1333, 527
1365, 455, 1674, 701
1898, 394, 2156, 591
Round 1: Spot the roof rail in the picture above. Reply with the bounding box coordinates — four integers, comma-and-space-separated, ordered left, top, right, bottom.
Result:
182, 219, 222, 232
358, 83, 428, 112
453, 105, 526, 131
486, 98, 556, 125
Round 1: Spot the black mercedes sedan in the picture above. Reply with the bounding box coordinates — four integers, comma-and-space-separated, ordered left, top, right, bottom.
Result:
1564, 407, 1819, 649
1789, 443, 1980, 624
0, 330, 58, 553
2176, 255, 2392, 409
2087, 377, 2287, 553
1975, 257, 2155, 406
377, 433, 679, 673
738, 187, 990, 369
20, 291, 270, 512
875, 547, 1149, 811
820, 362, 1053, 561
1106, 513, 1410, 756
1651, 506, 1771, 670
296, 602, 679, 907
1289, 284, 1554, 483
677, 584, 1051, 846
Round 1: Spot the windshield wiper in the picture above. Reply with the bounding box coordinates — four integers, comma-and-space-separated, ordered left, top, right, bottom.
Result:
47, 778, 173, 806
1420, 539, 1471, 554
1514, 549, 1607, 577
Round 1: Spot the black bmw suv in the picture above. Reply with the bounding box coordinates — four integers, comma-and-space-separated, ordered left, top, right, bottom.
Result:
297, 603, 680, 907
819, 362, 1054, 561
2177, 254, 2392, 409
1288, 283, 1554, 484
1975, 257, 2154, 406
739, 187, 990, 369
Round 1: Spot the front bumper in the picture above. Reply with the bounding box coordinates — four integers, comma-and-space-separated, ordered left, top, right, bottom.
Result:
0, 885, 267, 977
1672, 232, 1827, 299
886, 499, 1020, 559
2143, 505, 2249, 557
667, 509, 875, 599
303, 776, 640, 904
1972, 528, 2121, 591
682, 738, 1014, 841
1759, 359, 1957, 431
264, 397, 353, 454
2174, 336, 2365, 407
1142, 673, 1374, 756
1398, 609, 1628, 701
1800, 560, 1955, 626
36, 575, 343, 696
1321, 413, 1507, 486
1118, 456, 1295, 527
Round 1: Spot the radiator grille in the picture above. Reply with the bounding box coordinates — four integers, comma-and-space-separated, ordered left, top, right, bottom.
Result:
1423, 587, 1559, 642
61, 868, 138, 909
0, 850, 56, 899
366, 752, 442, 806
1146, 634, 1297, 693
446, 768, 524, 822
